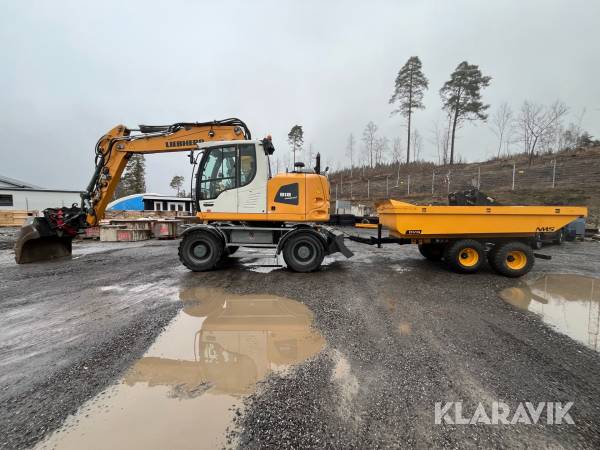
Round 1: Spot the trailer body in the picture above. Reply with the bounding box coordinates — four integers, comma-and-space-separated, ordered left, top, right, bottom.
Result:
377, 200, 587, 239
371, 200, 587, 277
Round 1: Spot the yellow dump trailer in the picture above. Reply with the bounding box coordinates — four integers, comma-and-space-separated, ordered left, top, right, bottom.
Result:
373, 200, 587, 277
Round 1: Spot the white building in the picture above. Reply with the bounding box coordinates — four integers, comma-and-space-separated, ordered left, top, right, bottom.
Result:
107, 193, 194, 213
0, 175, 82, 212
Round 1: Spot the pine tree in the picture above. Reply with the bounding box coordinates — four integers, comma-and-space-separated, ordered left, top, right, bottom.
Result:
117, 154, 147, 197
440, 61, 492, 164
389, 56, 429, 164
287, 125, 304, 167
169, 175, 185, 196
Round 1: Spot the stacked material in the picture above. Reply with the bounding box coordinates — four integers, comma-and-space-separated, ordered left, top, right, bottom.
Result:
0, 211, 33, 227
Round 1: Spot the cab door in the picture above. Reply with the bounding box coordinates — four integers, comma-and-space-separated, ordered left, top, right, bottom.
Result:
237, 143, 267, 215
197, 145, 238, 213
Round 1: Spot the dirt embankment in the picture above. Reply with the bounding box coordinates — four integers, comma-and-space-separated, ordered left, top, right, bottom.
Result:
332, 146, 600, 226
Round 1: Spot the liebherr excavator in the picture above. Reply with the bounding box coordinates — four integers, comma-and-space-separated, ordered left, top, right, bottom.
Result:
15, 118, 352, 272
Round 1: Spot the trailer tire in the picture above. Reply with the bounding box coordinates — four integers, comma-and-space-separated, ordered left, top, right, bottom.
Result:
282, 233, 325, 273
178, 230, 223, 271
553, 229, 565, 245
489, 241, 534, 277
418, 243, 444, 261
444, 239, 485, 273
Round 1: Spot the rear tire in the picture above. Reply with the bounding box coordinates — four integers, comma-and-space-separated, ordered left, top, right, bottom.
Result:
418, 243, 444, 261
282, 233, 325, 272
489, 241, 534, 277
443, 239, 485, 273
531, 233, 544, 250
178, 230, 223, 271
552, 229, 565, 245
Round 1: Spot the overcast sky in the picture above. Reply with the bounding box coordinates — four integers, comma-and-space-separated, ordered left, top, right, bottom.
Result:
1, 0, 598, 193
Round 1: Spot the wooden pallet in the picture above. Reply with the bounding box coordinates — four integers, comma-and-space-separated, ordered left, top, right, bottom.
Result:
0, 210, 34, 227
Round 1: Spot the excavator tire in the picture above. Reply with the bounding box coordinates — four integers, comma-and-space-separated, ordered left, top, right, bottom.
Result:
489, 241, 534, 277
178, 230, 223, 271
282, 232, 325, 273
443, 239, 485, 274
417, 243, 444, 261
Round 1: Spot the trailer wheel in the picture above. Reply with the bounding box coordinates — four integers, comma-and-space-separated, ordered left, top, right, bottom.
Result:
418, 243, 444, 261
178, 230, 223, 271
444, 239, 485, 273
489, 241, 534, 277
282, 233, 325, 272
553, 229, 565, 245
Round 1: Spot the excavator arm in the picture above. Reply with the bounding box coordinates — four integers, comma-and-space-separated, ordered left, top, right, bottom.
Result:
15, 118, 250, 263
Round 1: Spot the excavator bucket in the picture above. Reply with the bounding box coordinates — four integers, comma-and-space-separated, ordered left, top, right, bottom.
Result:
14, 217, 74, 264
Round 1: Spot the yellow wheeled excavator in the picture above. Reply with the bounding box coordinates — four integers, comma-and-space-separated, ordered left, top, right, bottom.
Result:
15, 118, 352, 272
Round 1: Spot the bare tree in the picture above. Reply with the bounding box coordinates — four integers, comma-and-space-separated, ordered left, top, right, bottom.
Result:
391, 137, 403, 186
282, 151, 291, 172
556, 108, 587, 151
429, 118, 451, 165
518, 100, 568, 165
490, 102, 514, 157
374, 136, 389, 166
429, 120, 442, 165
346, 133, 355, 176
362, 121, 378, 168
411, 129, 423, 161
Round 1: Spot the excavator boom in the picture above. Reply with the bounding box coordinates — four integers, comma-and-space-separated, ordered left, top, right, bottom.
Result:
15, 118, 250, 263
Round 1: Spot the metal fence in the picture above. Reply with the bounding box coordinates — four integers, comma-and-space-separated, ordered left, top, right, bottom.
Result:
330, 153, 600, 202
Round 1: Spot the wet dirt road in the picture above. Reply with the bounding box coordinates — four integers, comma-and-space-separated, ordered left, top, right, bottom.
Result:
1, 234, 600, 449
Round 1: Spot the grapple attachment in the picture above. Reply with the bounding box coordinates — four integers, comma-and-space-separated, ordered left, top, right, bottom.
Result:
14, 207, 84, 264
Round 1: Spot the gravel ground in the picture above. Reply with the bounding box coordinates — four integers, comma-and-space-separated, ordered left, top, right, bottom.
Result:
1, 232, 600, 449
0, 228, 19, 250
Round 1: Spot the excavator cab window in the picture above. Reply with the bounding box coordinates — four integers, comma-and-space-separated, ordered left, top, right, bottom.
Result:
198, 146, 237, 200
239, 144, 256, 187
196, 143, 258, 201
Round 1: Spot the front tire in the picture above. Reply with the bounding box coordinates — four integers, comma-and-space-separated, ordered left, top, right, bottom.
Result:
418, 243, 444, 261
443, 239, 485, 273
178, 230, 223, 271
282, 233, 325, 272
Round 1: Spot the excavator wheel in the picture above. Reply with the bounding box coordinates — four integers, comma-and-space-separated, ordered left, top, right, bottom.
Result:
282, 233, 325, 273
418, 243, 444, 261
443, 239, 485, 274
178, 230, 223, 272
489, 241, 534, 278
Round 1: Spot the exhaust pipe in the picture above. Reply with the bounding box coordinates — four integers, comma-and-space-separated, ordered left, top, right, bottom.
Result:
14, 208, 84, 264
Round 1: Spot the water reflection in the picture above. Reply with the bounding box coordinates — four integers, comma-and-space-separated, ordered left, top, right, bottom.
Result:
36, 287, 324, 450
500, 274, 600, 351
126, 288, 325, 396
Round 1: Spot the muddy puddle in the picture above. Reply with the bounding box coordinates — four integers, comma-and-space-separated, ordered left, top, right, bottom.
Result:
500, 274, 600, 351
36, 288, 325, 450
